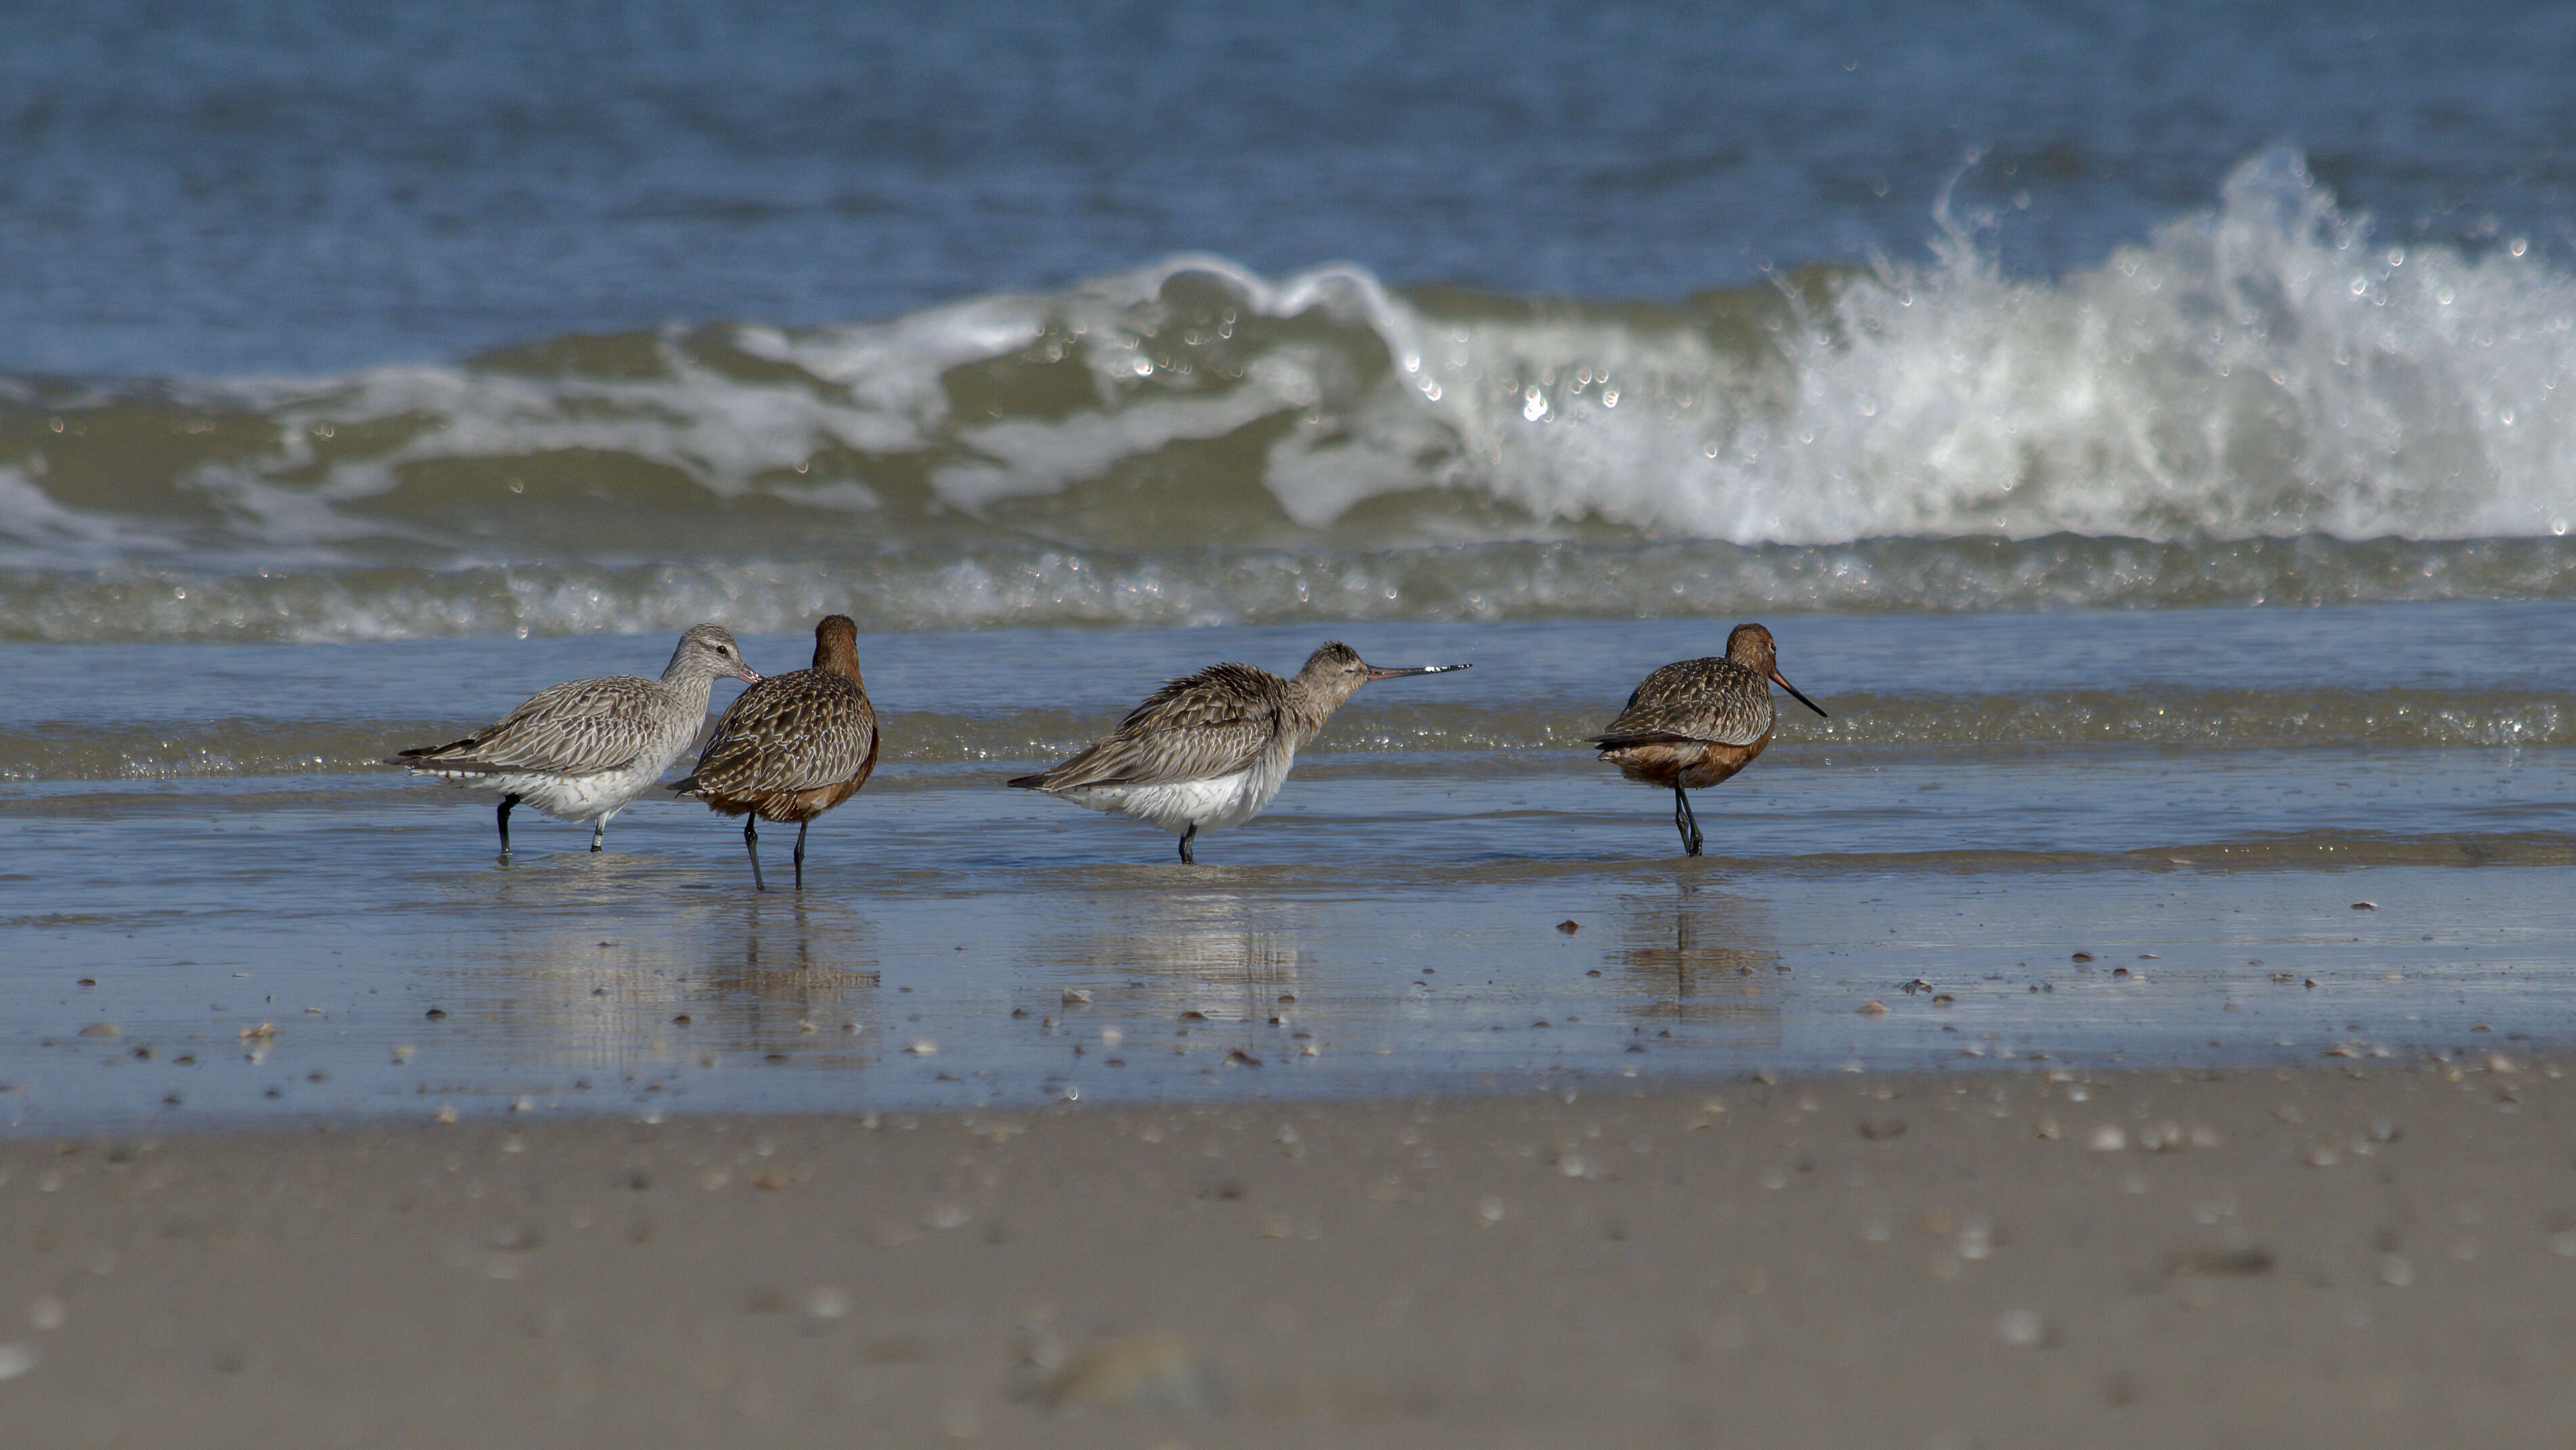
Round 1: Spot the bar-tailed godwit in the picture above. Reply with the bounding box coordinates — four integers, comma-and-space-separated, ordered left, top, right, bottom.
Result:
1009, 641, 1468, 864
1590, 623, 1826, 857
671, 614, 879, 891
395, 623, 761, 857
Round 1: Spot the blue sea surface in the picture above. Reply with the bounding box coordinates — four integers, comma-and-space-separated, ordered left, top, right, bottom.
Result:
2, 0, 2570, 376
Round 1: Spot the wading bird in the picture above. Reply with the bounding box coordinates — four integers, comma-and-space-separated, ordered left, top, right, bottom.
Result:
396, 624, 761, 857
1009, 642, 1469, 863
673, 615, 879, 891
1590, 623, 1827, 857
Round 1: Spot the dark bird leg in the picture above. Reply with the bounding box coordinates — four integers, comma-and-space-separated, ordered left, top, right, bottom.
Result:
1672, 785, 1704, 857
1177, 824, 1197, 866
497, 793, 521, 858
793, 821, 809, 891
744, 817, 767, 892
590, 821, 606, 853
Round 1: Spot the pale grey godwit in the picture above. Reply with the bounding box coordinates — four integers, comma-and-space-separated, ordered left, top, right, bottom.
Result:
395, 623, 761, 857
1009, 641, 1468, 864
1589, 623, 1828, 857
671, 614, 879, 891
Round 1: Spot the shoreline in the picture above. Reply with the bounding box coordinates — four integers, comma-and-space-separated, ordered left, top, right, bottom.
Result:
5, 1058, 2569, 1445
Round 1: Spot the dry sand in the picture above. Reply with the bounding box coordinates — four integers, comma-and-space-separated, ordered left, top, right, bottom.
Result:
3, 1058, 2573, 1447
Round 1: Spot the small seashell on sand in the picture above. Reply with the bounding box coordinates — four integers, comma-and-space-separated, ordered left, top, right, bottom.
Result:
1994, 1308, 2052, 1348
1042, 1331, 1221, 1413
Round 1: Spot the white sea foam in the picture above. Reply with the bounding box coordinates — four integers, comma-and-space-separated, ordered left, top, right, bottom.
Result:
0, 466, 186, 570
1224, 148, 2576, 545
4, 150, 2574, 641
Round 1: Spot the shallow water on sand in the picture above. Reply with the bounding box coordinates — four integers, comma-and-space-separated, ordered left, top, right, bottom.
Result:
5, 602, 2573, 1131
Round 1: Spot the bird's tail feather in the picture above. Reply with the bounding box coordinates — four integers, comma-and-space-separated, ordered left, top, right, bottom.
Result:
395, 735, 483, 762
392, 752, 507, 774
1588, 731, 1700, 750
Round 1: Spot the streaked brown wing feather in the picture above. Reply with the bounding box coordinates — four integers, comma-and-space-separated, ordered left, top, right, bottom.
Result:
1590, 657, 1774, 749
1031, 663, 1282, 789
402, 676, 667, 775
683, 671, 877, 796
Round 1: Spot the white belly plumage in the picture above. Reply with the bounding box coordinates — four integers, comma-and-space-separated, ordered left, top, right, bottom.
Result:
1058, 760, 1288, 834
415, 752, 677, 827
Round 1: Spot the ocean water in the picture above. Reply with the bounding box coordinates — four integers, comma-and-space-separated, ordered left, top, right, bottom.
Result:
7, 146, 2576, 638
5, 1, 2575, 1127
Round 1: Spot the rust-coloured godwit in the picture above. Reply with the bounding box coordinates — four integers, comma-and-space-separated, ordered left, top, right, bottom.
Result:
671, 614, 879, 891
395, 623, 761, 857
1009, 641, 1468, 864
1589, 623, 1827, 857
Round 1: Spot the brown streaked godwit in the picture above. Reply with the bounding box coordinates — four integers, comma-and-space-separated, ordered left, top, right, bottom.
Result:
1589, 622, 1828, 857
671, 614, 879, 892
1008, 641, 1469, 864
394, 623, 762, 858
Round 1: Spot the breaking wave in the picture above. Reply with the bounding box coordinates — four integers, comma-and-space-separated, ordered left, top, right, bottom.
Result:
6, 149, 2574, 641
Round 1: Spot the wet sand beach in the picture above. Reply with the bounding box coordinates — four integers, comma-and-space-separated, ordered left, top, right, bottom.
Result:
7, 610, 2572, 1449
3, 1059, 2571, 1447
9, 607, 2575, 1130
12, 9, 2576, 1440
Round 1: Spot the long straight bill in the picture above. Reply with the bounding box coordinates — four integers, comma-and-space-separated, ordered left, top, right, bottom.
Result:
1773, 670, 1828, 718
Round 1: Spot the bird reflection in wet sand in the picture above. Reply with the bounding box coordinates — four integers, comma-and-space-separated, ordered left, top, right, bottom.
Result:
732, 893, 881, 989
704, 894, 881, 1058
1616, 882, 1785, 1039
437, 892, 874, 1079
675, 615, 879, 892
1011, 642, 1469, 864
1590, 622, 1827, 857
1063, 892, 1304, 1066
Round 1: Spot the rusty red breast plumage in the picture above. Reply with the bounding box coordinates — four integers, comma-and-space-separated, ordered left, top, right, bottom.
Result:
672, 615, 879, 891
1588, 623, 1827, 857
